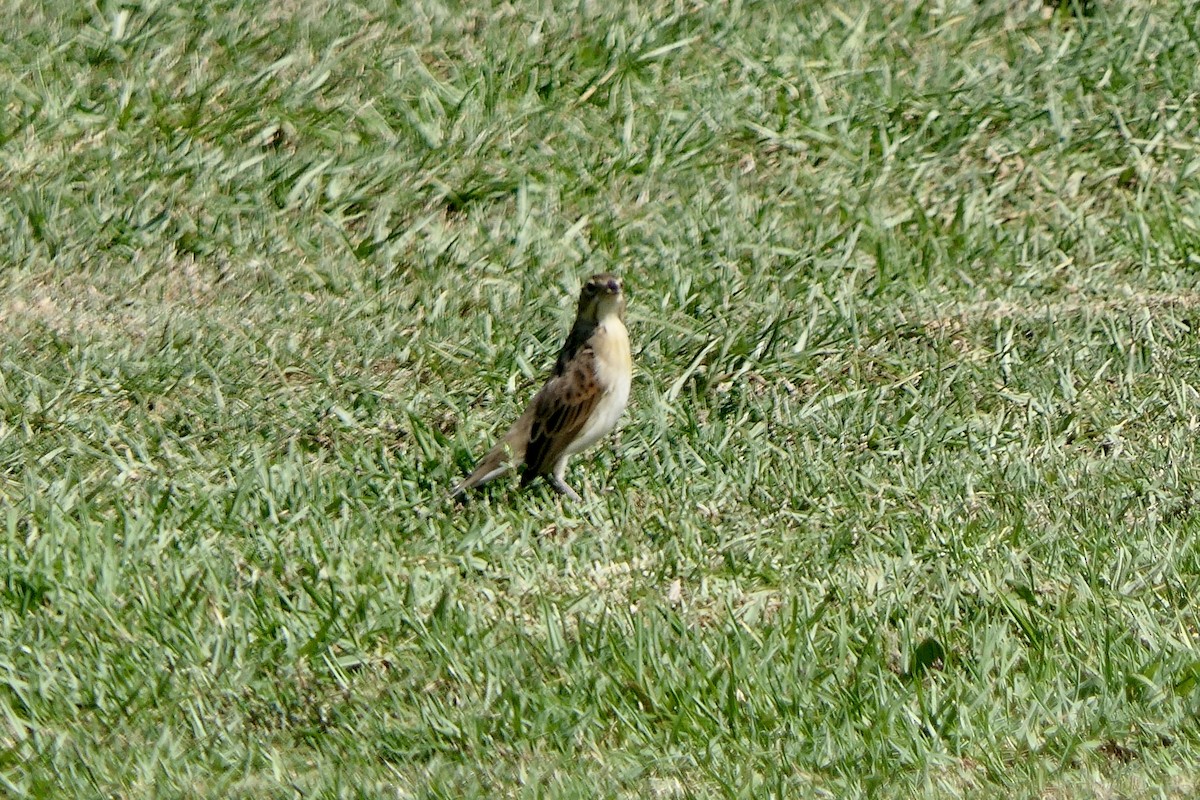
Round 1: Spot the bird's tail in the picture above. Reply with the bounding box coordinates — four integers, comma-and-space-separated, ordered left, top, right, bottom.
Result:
449, 443, 517, 500
448, 412, 532, 501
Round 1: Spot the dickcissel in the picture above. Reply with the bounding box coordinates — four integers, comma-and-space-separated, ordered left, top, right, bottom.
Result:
450, 273, 632, 502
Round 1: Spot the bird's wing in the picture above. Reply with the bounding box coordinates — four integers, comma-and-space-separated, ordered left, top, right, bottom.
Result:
522, 345, 602, 481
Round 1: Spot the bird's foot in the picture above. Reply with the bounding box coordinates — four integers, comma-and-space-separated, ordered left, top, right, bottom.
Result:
548, 476, 582, 503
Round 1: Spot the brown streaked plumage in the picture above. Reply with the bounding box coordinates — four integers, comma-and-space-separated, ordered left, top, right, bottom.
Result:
450, 274, 632, 502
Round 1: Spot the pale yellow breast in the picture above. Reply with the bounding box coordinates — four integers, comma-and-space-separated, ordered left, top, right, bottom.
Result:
565, 314, 632, 457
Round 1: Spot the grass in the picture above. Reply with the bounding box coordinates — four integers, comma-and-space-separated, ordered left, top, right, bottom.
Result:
3, 0, 1200, 796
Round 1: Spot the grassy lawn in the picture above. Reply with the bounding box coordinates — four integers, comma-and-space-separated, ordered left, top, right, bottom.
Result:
4, 0, 1200, 796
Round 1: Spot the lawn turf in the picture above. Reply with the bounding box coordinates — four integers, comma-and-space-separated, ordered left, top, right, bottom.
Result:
3, 0, 1200, 797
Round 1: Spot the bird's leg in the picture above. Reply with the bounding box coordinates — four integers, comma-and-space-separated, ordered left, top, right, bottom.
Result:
547, 475, 582, 502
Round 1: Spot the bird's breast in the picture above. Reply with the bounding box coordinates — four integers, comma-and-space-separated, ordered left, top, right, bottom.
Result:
564, 318, 632, 457
592, 318, 632, 389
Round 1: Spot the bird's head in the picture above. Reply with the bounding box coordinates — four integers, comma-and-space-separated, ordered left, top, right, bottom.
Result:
576, 273, 625, 322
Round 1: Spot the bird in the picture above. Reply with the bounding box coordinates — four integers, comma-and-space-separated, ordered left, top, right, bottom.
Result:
450, 273, 632, 502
